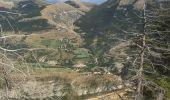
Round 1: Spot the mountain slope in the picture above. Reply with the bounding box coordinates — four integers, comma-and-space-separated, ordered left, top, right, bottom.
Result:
0, 1, 97, 67
41, 3, 84, 29
76, 0, 143, 34
75, 0, 143, 73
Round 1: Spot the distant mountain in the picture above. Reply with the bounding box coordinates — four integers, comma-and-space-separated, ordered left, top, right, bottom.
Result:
81, 0, 107, 4
1, 0, 47, 6
46, 0, 106, 4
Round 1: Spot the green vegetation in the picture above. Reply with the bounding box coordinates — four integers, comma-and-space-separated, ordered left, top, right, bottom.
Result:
41, 39, 62, 48
74, 48, 90, 58
156, 78, 170, 99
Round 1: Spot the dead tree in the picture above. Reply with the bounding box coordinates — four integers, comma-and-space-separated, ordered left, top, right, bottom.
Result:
135, 1, 147, 99
0, 10, 30, 99
132, 0, 170, 100
0, 9, 62, 99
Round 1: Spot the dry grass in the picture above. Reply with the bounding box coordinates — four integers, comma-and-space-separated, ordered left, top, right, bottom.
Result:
86, 90, 128, 100
72, 74, 122, 89
31, 68, 79, 82
25, 29, 82, 46
0, 1, 14, 9
119, 0, 144, 10
0, 66, 124, 99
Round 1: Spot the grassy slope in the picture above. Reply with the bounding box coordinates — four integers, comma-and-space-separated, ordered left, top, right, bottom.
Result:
41, 3, 84, 28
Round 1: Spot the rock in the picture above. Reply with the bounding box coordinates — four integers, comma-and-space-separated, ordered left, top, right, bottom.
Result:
114, 62, 124, 73
47, 60, 58, 66
73, 63, 86, 68
93, 72, 102, 75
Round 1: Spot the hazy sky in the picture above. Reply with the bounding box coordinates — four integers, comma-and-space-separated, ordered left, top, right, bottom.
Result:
46, 0, 107, 4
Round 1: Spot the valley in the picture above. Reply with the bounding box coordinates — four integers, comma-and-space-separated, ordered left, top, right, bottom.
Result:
0, 0, 170, 100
